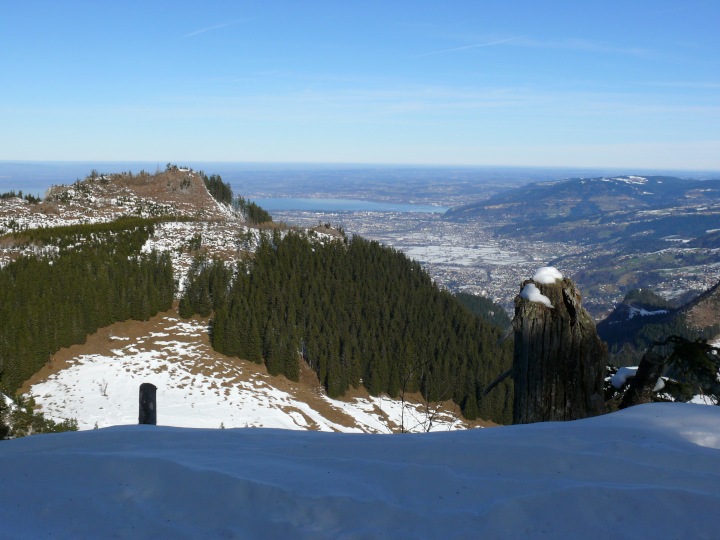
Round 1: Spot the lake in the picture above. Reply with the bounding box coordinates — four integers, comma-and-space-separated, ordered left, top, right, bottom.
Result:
254, 197, 449, 214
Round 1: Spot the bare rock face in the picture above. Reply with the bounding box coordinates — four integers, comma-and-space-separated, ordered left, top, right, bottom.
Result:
512, 270, 606, 424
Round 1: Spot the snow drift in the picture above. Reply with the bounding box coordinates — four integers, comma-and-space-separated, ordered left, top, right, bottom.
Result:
0, 403, 718, 539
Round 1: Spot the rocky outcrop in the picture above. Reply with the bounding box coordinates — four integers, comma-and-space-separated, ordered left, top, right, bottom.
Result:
512, 268, 606, 424
683, 280, 720, 332
618, 351, 665, 410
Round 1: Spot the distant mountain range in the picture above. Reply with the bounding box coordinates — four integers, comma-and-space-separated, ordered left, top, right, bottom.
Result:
446, 175, 720, 216
445, 175, 720, 315
445, 175, 720, 246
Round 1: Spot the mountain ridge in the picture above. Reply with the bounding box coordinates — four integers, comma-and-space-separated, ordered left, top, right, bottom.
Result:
2, 167, 512, 430
444, 175, 720, 222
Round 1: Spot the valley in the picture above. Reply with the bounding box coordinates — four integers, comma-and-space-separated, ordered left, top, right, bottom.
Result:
260, 174, 720, 318
268, 206, 719, 318
268, 209, 577, 313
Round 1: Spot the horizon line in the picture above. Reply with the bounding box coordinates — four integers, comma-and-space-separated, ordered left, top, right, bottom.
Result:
1, 159, 719, 174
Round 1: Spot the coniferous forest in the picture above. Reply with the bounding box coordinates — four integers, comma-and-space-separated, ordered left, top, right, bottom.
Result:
0, 218, 174, 392
233, 196, 273, 224
180, 231, 514, 424
202, 174, 233, 205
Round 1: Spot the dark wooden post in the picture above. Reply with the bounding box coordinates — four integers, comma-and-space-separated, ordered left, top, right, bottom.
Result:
139, 383, 157, 425
512, 275, 606, 424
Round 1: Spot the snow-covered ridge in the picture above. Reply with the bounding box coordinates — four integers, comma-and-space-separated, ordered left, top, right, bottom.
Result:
1, 173, 206, 284
1, 169, 239, 236
599, 175, 648, 185
140, 221, 261, 294
0, 403, 717, 538
1, 169, 341, 289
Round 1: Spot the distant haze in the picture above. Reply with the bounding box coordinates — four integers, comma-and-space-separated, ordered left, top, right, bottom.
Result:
2, 162, 719, 205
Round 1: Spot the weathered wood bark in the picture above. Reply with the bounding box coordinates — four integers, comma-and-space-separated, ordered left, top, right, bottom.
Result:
139, 383, 157, 425
619, 351, 664, 409
512, 277, 606, 424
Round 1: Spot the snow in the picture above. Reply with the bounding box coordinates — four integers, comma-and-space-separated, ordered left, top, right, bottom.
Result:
517, 266, 562, 306
403, 244, 527, 267
611, 367, 637, 388
627, 306, 669, 319
0, 171, 252, 274
2, 393, 13, 409
27, 315, 467, 434
532, 266, 563, 284
691, 394, 718, 406
0, 403, 718, 538
520, 283, 554, 308
610, 367, 665, 391
599, 176, 648, 185
140, 221, 255, 295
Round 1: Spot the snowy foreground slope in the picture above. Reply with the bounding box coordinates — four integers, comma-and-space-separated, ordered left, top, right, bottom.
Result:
1, 403, 718, 539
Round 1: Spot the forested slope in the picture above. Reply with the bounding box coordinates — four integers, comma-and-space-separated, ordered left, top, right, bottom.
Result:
181, 231, 514, 424
0, 219, 174, 392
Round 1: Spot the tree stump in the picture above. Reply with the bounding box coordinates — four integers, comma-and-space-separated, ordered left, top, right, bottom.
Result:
512, 274, 606, 424
619, 350, 664, 409
139, 383, 157, 425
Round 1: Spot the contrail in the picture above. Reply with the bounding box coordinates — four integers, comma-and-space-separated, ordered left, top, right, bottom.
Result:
416, 37, 518, 58
184, 20, 247, 38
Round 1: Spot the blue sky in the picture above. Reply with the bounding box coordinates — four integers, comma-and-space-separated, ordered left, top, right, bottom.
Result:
1, 1, 718, 169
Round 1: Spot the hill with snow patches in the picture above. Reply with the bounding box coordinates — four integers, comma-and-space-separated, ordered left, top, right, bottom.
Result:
0, 403, 718, 538
3, 168, 481, 433
0, 168, 263, 291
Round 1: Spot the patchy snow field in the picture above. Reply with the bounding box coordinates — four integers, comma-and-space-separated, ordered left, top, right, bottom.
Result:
403, 243, 528, 267
140, 221, 258, 293
27, 313, 467, 434
0, 403, 718, 539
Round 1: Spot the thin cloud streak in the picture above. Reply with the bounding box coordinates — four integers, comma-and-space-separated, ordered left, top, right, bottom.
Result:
518, 37, 653, 57
184, 20, 248, 38
639, 81, 720, 89
415, 37, 519, 58
418, 35, 653, 59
